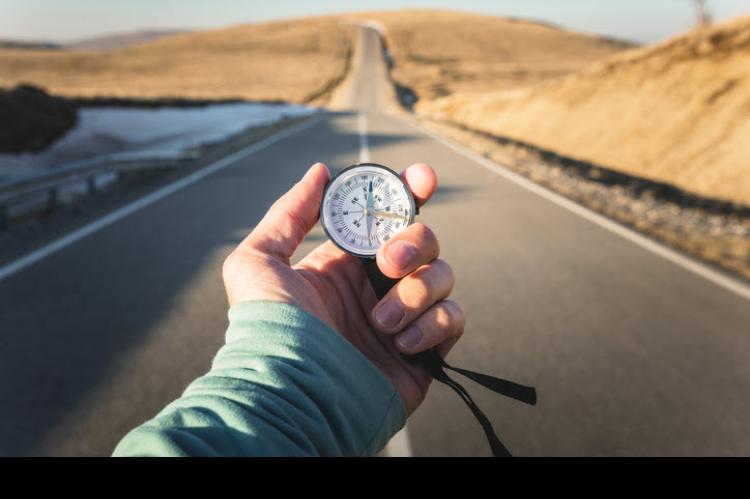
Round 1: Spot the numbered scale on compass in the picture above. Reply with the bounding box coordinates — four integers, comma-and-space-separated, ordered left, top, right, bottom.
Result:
320, 163, 416, 258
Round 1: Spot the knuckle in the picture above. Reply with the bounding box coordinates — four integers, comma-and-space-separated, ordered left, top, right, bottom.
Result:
399, 272, 431, 305
431, 259, 455, 290
397, 260, 455, 310
279, 202, 309, 241
442, 300, 465, 336
223, 247, 266, 281
222, 251, 240, 278
410, 260, 454, 298
413, 223, 438, 247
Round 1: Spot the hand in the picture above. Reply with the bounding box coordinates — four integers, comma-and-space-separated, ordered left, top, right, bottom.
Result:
222, 162, 465, 415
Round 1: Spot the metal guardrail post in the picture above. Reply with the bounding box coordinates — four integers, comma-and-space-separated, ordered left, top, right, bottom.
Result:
0, 156, 188, 227
47, 187, 58, 212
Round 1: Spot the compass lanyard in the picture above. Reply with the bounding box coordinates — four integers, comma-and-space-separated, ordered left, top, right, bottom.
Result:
363, 258, 537, 457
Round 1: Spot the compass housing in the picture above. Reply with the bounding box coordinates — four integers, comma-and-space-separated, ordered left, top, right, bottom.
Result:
320, 163, 416, 258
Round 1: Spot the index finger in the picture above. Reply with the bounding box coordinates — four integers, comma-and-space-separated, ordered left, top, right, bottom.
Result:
401, 162, 437, 207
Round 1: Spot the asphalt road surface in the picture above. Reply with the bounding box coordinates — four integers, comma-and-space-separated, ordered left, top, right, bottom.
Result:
2, 27, 750, 456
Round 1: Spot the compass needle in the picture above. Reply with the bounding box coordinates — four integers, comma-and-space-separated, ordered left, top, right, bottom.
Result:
366, 180, 374, 242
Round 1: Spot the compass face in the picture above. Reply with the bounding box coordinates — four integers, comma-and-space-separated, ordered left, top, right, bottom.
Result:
321, 163, 416, 258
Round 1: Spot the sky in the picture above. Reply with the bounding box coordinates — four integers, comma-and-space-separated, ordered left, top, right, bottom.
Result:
1, 0, 748, 44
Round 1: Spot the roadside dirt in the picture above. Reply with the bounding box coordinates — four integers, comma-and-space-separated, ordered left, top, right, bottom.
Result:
422, 118, 750, 281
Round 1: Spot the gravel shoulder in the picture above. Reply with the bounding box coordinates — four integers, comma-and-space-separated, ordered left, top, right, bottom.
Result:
421, 117, 750, 281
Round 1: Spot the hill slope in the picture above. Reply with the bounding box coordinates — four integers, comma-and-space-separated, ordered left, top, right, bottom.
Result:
347, 9, 634, 101
421, 15, 750, 206
0, 18, 353, 104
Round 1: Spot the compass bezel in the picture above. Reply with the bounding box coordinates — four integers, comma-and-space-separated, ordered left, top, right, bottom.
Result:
320, 162, 417, 259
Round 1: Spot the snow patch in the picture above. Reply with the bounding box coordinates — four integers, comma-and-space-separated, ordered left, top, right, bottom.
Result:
0, 103, 313, 185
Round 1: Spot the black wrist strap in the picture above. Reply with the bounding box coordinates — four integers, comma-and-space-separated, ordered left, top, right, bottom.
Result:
362, 258, 537, 457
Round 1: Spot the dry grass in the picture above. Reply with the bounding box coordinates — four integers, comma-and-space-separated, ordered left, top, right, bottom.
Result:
344, 9, 632, 100
0, 10, 630, 105
0, 18, 354, 104
420, 14, 750, 207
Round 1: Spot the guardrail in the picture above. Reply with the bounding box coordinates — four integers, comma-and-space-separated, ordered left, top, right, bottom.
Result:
0, 152, 196, 229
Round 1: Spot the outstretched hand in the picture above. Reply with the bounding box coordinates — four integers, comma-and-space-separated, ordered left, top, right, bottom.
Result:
222, 162, 464, 415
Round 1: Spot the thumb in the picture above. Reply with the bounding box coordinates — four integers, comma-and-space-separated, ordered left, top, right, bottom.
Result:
246, 162, 330, 262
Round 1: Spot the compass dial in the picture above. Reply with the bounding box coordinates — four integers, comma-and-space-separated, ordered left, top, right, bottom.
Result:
320, 163, 416, 258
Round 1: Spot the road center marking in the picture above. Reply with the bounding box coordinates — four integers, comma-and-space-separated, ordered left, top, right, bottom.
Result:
382, 425, 413, 457
358, 112, 414, 457
358, 113, 370, 163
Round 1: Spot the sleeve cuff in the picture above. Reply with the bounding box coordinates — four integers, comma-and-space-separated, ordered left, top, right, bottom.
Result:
223, 300, 407, 456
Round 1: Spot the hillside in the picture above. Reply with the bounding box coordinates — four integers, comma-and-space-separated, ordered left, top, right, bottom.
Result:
64, 29, 190, 50
0, 18, 353, 104
420, 15, 750, 206
346, 10, 634, 101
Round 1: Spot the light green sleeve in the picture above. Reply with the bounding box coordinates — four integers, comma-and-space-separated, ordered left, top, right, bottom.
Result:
112, 301, 406, 457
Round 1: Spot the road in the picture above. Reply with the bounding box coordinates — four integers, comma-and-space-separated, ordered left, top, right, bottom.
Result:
2, 27, 750, 456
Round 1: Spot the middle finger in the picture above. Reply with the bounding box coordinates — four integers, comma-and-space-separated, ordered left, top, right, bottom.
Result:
371, 259, 455, 333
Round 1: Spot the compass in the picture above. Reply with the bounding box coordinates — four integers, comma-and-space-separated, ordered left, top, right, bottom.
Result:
320, 163, 416, 258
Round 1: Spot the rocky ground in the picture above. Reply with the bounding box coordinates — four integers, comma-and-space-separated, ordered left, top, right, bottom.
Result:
0, 85, 77, 153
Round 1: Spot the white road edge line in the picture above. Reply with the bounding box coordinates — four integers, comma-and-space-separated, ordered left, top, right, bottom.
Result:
401, 117, 750, 302
383, 426, 414, 457
358, 113, 371, 163
0, 114, 324, 283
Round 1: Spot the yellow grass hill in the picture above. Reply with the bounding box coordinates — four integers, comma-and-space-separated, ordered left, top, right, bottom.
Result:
421, 14, 750, 207
348, 9, 633, 99
0, 18, 353, 104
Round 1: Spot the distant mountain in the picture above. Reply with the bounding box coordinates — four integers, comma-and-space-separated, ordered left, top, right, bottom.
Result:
0, 40, 60, 50
0, 29, 188, 51
64, 29, 190, 50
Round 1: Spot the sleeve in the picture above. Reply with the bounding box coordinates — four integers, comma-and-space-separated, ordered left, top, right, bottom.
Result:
112, 300, 406, 457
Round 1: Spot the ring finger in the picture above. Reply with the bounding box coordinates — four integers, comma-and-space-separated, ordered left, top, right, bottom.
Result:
394, 299, 465, 355
371, 259, 454, 333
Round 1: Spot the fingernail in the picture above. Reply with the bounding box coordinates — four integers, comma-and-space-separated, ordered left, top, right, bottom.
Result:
374, 300, 405, 329
385, 241, 417, 269
308, 162, 328, 177
396, 325, 423, 350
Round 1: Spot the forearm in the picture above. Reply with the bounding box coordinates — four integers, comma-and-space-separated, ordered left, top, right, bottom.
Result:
112, 301, 406, 457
